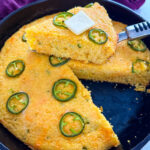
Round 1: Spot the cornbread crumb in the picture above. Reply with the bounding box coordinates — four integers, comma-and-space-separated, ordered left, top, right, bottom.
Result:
127, 140, 131, 144
114, 84, 118, 88
100, 106, 103, 112
128, 108, 131, 111
135, 97, 139, 101
134, 86, 146, 92
140, 113, 143, 116
146, 89, 150, 93
85, 85, 89, 89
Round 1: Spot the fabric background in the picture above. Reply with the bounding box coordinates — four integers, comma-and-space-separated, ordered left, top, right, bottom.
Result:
0, 0, 37, 20
114, 0, 145, 10
0, 0, 146, 21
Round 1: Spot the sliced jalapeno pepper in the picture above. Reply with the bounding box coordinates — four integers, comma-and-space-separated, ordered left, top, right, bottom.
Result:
88, 29, 108, 45
128, 40, 147, 52
59, 112, 85, 137
6, 60, 25, 77
53, 12, 73, 28
52, 79, 77, 102
49, 56, 69, 67
6, 92, 29, 114
132, 59, 150, 73
84, 3, 94, 8
22, 34, 27, 42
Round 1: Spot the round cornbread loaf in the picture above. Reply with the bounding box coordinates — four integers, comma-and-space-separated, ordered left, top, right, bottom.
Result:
0, 15, 119, 150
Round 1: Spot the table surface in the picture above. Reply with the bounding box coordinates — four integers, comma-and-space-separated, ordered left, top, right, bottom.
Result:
134, 0, 150, 21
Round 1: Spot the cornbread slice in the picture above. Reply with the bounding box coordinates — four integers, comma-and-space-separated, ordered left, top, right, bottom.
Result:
25, 2, 117, 64
68, 21, 150, 90
0, 17, 119, 150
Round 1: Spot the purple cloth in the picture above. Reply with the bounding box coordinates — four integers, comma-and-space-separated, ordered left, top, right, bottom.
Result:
0, 0, 145, 21
0, 0, 37, 20
114, 0, 145, 10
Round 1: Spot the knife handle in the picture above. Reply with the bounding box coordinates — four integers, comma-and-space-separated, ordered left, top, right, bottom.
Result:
126, 21, 150, 40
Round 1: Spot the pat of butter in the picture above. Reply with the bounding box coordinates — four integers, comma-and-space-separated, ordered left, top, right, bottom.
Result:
65, 11, 95, 35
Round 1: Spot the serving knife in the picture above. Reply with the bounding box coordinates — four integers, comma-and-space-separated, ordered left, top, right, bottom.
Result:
118, 21, 150, 42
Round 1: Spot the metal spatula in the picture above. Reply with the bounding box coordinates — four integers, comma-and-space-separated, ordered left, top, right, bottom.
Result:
118, 21, 150, 42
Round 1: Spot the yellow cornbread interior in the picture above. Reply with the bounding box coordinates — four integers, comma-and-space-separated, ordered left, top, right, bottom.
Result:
68, 21, 150, 89
25, 2, 117, 65
0, 16, 119, 150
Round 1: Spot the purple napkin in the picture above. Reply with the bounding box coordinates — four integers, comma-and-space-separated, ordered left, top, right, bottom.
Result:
0, 0, 146, 21
114, 0, 145, 10
0, 0, 37, 20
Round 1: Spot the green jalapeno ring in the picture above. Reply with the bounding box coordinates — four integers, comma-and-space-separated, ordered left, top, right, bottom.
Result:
49, 56, 70, 67
88, 29, 108, 45
132, 59, 150, 73
84, 3, 94, 8
6, 60, 25, 77
128, 40, 147, 52
22, 34, 27, 42
59, 112, 85, 137
6, 92, 29, 114
53, 12, 74, 28
52, 79, 77, 102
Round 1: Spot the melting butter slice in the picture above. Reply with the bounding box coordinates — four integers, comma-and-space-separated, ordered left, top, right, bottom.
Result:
65, 11, 95, 35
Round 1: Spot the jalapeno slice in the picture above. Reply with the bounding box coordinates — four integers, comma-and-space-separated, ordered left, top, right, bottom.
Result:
128, 40, 147, 52
6, 92, 29, 114
22, 34, 27, 42
52, 79, 77, 102
49, 56, 69, 67
132, 59, 150, 73
6, 60, 25, 77
53, 12, 73, 28
88, 29, 108, 45
59, 112, 85, 137
84, 3, 94, 8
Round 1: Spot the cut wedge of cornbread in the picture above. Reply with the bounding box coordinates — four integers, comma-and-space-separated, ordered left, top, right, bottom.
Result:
25, 2, 117, 64
67, 21, 150, 90
0, 16, 119, 150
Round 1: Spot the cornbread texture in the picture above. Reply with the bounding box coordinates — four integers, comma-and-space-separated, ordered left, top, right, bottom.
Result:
0, 15, 119, 150
68, 21, 150, 90
25, 2, 117, 64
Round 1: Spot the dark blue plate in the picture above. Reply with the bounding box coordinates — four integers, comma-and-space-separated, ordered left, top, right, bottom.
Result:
0, 0, 150, 150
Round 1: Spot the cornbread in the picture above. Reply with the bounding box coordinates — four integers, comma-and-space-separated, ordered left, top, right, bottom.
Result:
68, 21, 150, 89
0, 16, 119, 150
25, 2, 117, 64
